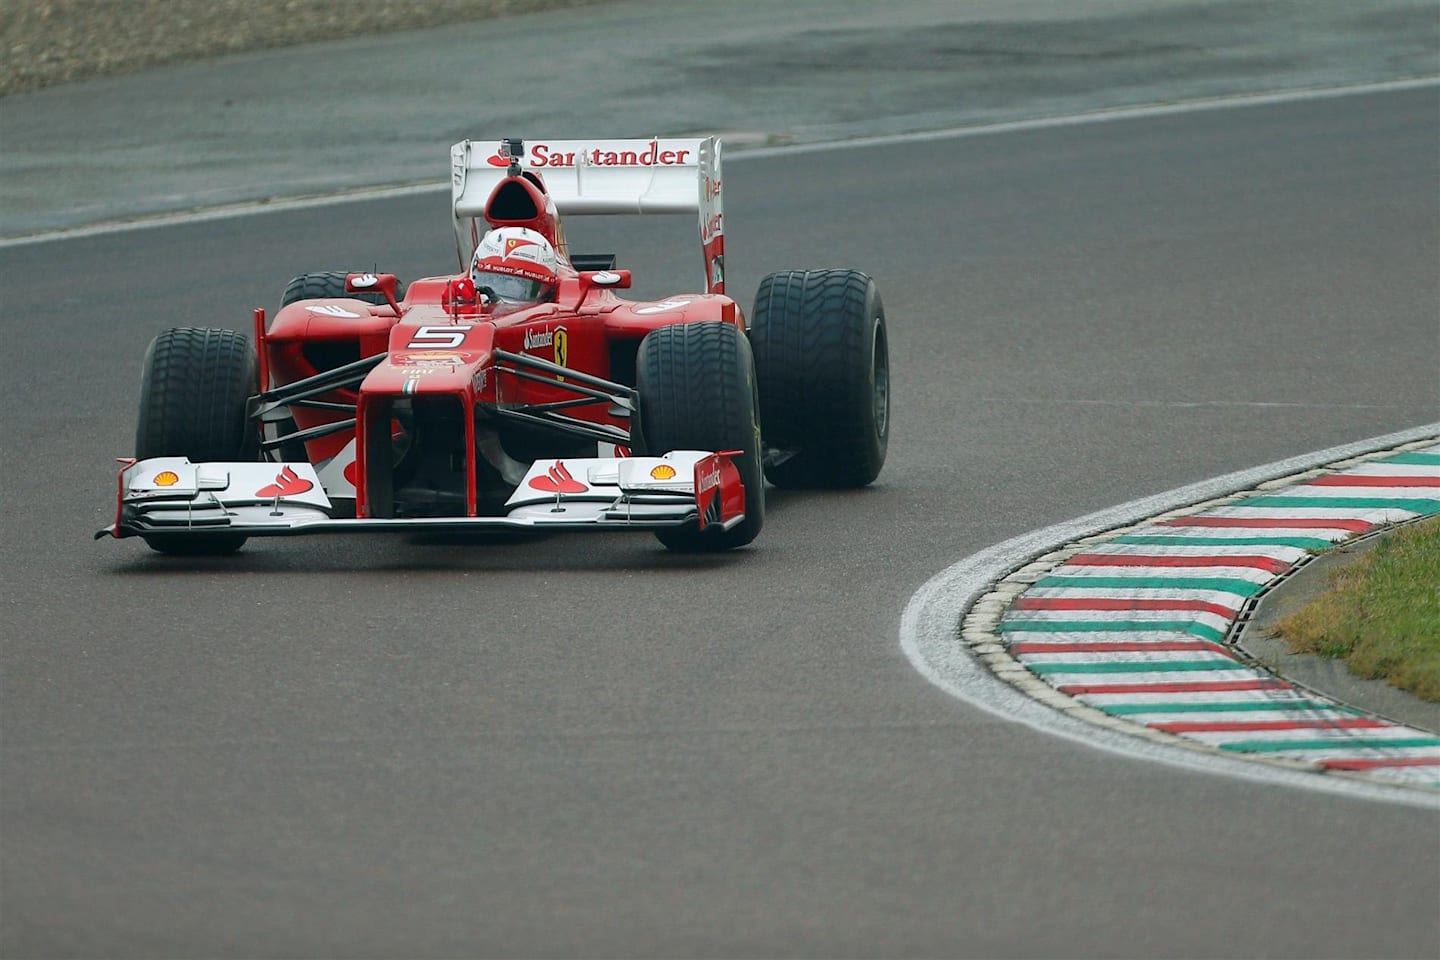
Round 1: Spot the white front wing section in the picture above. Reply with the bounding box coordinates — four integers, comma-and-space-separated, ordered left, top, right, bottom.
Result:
101, 452, 743, 539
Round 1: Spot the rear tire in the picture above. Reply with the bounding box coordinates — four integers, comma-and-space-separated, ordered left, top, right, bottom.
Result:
749, 269, 889, 488
635, 322, 764, 552
134, 327, 259, 555
280, 270, 405, 307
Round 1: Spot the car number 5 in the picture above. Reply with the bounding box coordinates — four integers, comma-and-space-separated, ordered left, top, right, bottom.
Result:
407, 326, 469, 349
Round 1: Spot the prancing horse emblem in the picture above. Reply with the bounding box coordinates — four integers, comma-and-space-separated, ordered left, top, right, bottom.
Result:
552, 326, 568, 380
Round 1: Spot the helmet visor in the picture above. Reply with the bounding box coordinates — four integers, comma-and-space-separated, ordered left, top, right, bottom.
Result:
472, 270, 552, 304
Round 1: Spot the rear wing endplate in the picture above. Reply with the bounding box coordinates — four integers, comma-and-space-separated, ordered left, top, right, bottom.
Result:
450, 137, 726, 293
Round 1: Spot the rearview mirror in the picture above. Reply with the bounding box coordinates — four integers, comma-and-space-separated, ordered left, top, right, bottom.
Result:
581, 269, 632, 290
346, 272, 402, 315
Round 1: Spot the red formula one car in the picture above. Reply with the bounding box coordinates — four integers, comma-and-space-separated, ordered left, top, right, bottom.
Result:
99, 137, 889, 554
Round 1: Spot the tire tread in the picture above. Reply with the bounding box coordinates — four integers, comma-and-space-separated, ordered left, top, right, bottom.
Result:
134, 327, 258, 554
280, 271, 405, 307
750, 269, 887, 487
636, 322, 764, 551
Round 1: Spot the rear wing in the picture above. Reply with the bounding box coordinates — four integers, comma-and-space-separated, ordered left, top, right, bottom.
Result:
451, 137, 727, 294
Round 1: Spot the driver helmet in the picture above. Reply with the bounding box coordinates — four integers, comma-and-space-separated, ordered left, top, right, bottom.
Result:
470, 226, 559, 304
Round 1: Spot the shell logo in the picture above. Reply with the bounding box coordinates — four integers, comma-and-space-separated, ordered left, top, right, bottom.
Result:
650, 464, 677, 480
153, 471, 180, 487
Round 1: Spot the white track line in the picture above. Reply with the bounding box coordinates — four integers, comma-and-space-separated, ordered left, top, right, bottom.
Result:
3, 76, 1435, 249
899, 423, 1440, 809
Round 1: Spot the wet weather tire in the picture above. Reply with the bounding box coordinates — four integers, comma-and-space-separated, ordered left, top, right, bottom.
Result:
134, 327, 259, 555
636, 322, 765, 551
280, 271, 405, 307
750, 269, 889, 488
275, 271, 404, 456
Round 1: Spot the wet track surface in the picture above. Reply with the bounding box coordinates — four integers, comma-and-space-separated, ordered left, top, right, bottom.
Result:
2, 3, 1439, 957
4, 0, 1439, 238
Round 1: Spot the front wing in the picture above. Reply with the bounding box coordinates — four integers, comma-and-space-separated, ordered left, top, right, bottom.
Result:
97, 452, 746, 541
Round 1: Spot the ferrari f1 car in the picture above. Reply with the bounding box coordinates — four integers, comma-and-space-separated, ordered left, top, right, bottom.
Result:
98, 137, 889, 554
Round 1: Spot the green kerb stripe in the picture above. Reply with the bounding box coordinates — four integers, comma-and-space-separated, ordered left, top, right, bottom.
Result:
999, 620, 1226, 641
1103, 701, 1364, 716
1219, 737, 1440, 753
1027, 660, 1242, 675
1036, 576, 1263, 597
1379, 452, 1440, 465
1112, 535, 1333, 549
1233, 495, 1439, 512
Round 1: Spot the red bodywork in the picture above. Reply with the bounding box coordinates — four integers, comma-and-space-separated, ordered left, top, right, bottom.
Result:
254, 171, 744, 519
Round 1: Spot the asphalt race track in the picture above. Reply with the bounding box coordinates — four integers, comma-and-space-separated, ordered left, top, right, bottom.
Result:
4, 42, 1440, 960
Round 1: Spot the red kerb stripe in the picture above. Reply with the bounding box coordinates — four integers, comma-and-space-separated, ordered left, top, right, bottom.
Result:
1153, 718, 1389, 733
1013, 597, 1238, 618
1159, 517, 1371, 531
1067, 553, 1289, 573
1060, 678, 1293, 695
1308, 475, 1440, 488
1010, 640, 1231, 655
1320, 757, 1440, 770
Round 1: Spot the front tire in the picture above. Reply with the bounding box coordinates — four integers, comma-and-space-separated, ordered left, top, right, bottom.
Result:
749, 269, 889, 488
636, 322, 765, 552
280, 270, 405, 307
134, 327, 259, 555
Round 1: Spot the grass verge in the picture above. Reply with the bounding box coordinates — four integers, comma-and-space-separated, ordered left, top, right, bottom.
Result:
1275, 516, 1440, 701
